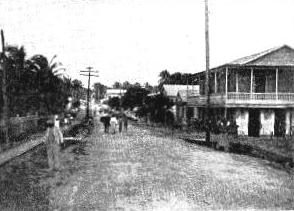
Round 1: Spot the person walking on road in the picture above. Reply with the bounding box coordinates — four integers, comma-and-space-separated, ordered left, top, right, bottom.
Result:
44, 116, 63, 171
101, 113, 111, 133
118, 115, 123, 133
110, 115, 118, 134
122, 112, 128, 132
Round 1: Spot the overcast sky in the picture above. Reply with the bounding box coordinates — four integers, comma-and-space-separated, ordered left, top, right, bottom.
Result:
1, 0, 294, 87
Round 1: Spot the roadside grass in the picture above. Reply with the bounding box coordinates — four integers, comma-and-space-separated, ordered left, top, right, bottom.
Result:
133, 121, 294, 170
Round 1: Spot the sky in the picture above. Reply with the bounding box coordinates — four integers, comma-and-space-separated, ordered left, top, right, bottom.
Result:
1, 0, 294, 87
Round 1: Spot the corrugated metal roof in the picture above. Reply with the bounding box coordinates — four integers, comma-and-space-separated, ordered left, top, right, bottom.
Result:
227, 45, 294, 66
106, 89, 127, 94
178, 89, 199, 102
163, 85, 199, 97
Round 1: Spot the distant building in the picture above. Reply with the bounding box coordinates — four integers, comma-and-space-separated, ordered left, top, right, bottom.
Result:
105, 89, 127, 99
176, 89, 199, 124
163, 85, 199, 102
162, 84, 199, 122
188, 45, 294, 136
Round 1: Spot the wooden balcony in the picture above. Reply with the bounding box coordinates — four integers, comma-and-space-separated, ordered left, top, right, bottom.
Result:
188, 92, 294, 108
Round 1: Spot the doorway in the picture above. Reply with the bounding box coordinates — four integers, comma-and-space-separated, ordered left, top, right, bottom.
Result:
255, 71, 266, 93
274, 109, 286, 137
248, 109, 260, 137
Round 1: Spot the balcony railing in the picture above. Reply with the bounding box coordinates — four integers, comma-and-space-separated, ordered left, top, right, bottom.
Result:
227, 92, 294, 101
188, 92, 294, 106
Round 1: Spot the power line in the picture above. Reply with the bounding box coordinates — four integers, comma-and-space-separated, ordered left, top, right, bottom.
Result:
1, 29, 9, 144
205, 0, 211, 143
79, 67, 99, 119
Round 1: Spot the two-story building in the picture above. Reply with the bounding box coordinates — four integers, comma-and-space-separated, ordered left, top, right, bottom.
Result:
163, 85, 199, 122
188, 45, 294, 136
176, 89, 199, 124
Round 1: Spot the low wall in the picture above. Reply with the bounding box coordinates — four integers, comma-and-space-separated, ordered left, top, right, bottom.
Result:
0, 115, 42, 142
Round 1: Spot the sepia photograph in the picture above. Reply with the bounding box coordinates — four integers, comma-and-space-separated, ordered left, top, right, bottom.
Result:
0, 0, 293, 210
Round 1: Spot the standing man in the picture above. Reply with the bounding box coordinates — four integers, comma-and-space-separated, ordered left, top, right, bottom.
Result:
110, 114, 118, 134
118, 115, 123, 133
122, 112, 128, 132
44, 116, 63, 171
100, 113, 111, 133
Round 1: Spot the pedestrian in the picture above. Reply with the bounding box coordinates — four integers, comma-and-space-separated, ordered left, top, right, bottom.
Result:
105, 115, 111, 133
118, 115, 123, 133
43, 116, 63, 171
101, 113, 111, 133
110, 115, 118, 134
122, 112, 128, 132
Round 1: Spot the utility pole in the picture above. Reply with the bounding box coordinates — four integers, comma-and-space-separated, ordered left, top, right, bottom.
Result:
1, 29, 9, 144
205, 0, 211, 143
80, 67, 98, 119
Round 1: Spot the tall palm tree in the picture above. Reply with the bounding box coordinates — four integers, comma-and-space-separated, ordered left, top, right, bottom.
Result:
4, 45, 27, 115
72, 79, 83, 101
158, 69, 171, 90
26, 54, 68, 115
27, 54, 66, 78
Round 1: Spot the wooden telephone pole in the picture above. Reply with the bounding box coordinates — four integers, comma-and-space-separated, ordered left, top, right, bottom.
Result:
205, 0, 211, 143
1, 29, 9, 144
80, 67, 98, 119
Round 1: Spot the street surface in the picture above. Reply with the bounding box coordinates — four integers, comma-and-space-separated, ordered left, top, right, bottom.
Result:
0, 117, 293, 210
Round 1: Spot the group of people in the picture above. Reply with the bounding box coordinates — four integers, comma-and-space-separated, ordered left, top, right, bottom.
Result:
42, 110, 129, 171
100, 111, 128, 134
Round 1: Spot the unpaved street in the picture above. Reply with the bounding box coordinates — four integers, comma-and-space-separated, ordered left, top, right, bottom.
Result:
0, 117, 293, 210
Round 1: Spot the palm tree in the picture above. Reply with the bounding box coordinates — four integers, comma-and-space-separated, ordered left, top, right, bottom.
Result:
27, 54, 66, 78
4, 45, 27, 116
26, 54, 68, 115
72, 79, 83, 101
158, 69, 171, 90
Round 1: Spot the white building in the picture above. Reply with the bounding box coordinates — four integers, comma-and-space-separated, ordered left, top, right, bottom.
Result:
105, 89, 127, 99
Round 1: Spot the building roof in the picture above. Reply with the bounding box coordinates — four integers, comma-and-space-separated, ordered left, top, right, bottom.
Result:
147, 92, 160, 97
227, 45, 294, 66
106, 89, 127, 95
177, 89, 199, 102
163, 85, 199, 98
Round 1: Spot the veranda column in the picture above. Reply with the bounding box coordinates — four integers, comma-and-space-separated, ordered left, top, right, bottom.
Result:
250, 68, 253, 99
276, 68, 279, 100
225, 67, 228, 119
236, 71, 239, 92
225, 67, 228, 96
215, 71, 217, 93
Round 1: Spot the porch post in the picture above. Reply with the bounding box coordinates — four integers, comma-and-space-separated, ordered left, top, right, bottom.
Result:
276, 68, 278, 100
225, 67, 228, 96
214, 71, 217, 93
250, 68, 253, 99
236, 71, 239, 92
225, 67, 228, 120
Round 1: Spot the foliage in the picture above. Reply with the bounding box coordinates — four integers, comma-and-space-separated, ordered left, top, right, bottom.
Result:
0, 45, 84, 117
137, 93, 174, 125
112, 81, 122, 89
158, 70, 199, 90
107, 97, 120, 109
121, 86, 149, 110
122, 81, 132, 89
143, 82, 153, 92
93, 82, 107, 101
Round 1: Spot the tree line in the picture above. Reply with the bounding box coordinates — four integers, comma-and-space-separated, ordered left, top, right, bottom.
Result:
158, 69, 198, 90
106, 69, 198, 126
0, 45, 86, 117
